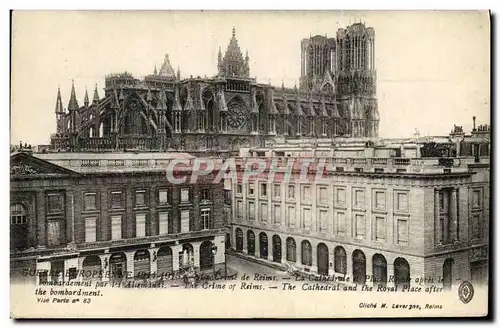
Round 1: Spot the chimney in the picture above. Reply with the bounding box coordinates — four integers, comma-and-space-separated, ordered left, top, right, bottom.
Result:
473, 116, 476, 131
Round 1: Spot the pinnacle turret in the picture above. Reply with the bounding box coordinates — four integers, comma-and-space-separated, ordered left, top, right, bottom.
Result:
93, 84, 100, 104
55, 86, 64, 113
68, 79, 79, 111
84, 88, 89, 107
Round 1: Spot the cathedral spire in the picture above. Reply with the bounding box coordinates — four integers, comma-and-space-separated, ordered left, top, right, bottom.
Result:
219, 27, 248, 77
84, 87, 89, 107
154, 65, 158, 75
93, 84, 100, 104
55, 86, 64, 113
68, 79, 79, 111
177, 66, 181, 80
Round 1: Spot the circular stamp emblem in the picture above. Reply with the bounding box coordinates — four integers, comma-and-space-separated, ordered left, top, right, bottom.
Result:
458, 281, 474, 304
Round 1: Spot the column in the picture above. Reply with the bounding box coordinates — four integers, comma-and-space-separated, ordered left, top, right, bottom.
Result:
365, 256, 373, 287
125, 251, 134, 280
65, 190, 74, 244
192, 241, 201, 269
150, 188, 158, 236
99, 253, 111, 282
434, 189, 441, 245
242, 228, 247, 254
149, 247, 159, 278
36, 191, 46, 248
450, 188, 458, 242
172, 245, 182, 273
386, 260, 395, 288
346, 253, 353, 283
255, 233, 260, 258
311, 244, 317, 274
281, 234, 287, 263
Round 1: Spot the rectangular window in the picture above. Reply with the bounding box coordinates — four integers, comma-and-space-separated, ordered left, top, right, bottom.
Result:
375, 216, 386, 241
111, 191, 122, 209
236, 184, 242, 194
354, 189, 365, 208
159, 190, 169, 204
84, 193, 97, 211
260, 203, 268, 222
318, 187, 328, 204
287, 206, 295, 228
319, 210, 328, 232
397, 219, 408, 244
47, 220, 62, 246
472, 189, 481, 208
201, 209, 211, 230
336, 188, 346, 206
111, 216, 122, 240
248, 202, 255, 220
273, 184, 281, 198
260, 183, 267, 197
273, 205, 281, 224
201, 188, 211, 202
471, 214, 481, 239
237, 200, 243, 219
248, 184, 255, 196
302, 186, 311, 202
85, 217, 97, 243
135, 213, 146, 237
158, 212, 169, 235
180, 210, 190, 233
336, 211, 346, 233
396, 192, 409, 212
181, 188, 190, 203
302, 208, 311, 229
135, 190, 146, 207
355, 214, 365, 238
375, 191, 386, 210
288, 185, 295, 199
47, 193, 62, 213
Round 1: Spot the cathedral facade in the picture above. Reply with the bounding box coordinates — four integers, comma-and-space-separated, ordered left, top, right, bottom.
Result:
50, 23, 379, 154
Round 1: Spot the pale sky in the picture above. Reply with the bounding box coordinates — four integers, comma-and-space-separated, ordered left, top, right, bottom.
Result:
11, 10, 490, 145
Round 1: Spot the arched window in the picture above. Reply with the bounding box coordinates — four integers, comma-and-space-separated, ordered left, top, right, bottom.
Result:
372, 254, 387, 287
133, 249, 150, 279
199, 241, 214, 270
443, 258, 454, 291
286, 237, 296, 262
247, 230, 255, 256
235, 228, 243, 252
334, 246, 347, 274
259, 232, 268, 259
82, 255, 102, 281
301, 240, 312, 266
157, 246, 173, 277
352, 249, 366, 284
272, 235, 282, 263
317, 243, 329, 276
394, 257, 411, 289
10, 203, 28, 250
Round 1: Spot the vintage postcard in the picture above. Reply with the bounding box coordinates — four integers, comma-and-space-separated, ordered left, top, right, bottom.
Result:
10, 10, 490, 318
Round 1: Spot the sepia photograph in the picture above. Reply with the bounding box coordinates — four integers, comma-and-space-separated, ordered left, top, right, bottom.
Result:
9, 10, 491, 318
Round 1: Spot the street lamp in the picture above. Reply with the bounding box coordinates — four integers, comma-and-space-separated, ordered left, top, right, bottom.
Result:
211, 244, 218, 280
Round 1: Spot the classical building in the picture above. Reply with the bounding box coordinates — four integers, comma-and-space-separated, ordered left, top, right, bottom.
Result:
50, 24, 379, 154
10, 151, 227, 284
229, 123, 490, 288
